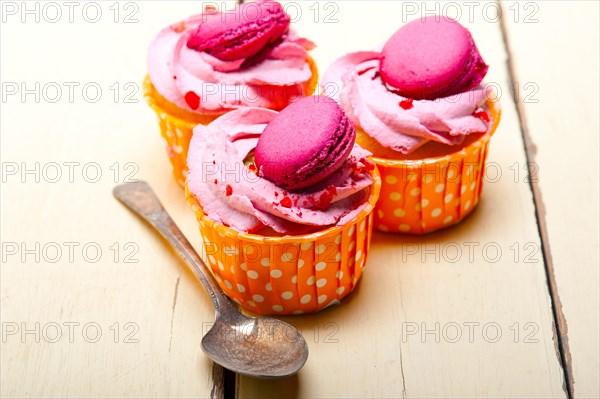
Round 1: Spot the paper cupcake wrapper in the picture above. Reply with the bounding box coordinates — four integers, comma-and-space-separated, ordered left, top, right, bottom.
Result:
143, 58, 319, 187
372, 100, 502, 234
184, 169, 381, 315
143, 76, 221, 187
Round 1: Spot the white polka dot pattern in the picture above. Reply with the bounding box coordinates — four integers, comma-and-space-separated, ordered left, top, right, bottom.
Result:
372, 124, 494, 234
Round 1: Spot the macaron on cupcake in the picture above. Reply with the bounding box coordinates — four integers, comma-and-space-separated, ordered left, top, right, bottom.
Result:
185, 96, 381, 315
322, 16, 501, 234
145, 0, 318, 186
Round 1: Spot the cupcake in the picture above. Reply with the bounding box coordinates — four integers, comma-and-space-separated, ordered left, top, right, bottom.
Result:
145, 0, 318, 186
322, 16, 501, 234
185, 96, 381, 315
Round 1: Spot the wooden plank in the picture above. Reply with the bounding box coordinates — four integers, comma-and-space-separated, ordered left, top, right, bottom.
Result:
501, 1, 600, 397
238, 1, 567, 397
0, 2, 240, 397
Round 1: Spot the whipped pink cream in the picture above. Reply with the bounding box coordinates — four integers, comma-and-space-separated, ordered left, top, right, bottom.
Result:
322, 52, 491, 154
147, 12, 315, 114
187, 108, 375, 235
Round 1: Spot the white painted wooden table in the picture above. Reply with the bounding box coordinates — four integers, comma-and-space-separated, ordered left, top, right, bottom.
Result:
1, 1, 598, 398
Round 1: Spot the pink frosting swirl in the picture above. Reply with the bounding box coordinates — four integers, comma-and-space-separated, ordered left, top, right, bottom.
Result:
187, 108, 375, 235
322, 52, 491, 154
147, 11, 315, 115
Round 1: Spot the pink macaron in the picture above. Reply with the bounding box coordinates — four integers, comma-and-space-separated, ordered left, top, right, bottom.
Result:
380, 16, 488, 100
255, 96, 356, 191
187, 0, 290, 61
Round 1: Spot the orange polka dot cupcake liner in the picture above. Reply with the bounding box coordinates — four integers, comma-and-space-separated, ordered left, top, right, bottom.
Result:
143, 58, 319, 187
143, 76, 222, 187
371, 100, 501, 234
184, 169, 381, 315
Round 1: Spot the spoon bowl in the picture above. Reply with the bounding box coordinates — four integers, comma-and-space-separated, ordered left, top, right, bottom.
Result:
113, 181, 308, 378
202, 315, 308, 378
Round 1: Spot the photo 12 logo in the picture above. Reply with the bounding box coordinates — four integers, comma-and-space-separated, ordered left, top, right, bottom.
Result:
399, 241, 541, 264
1, 82, 140, 104
1, 161, 139, 184
201, 1, 340, 24
1, 241, 140, 265
2, 321, 140, 344
401, 321, 540, 344
400, 2, 540, 24
1, 1, 140, 24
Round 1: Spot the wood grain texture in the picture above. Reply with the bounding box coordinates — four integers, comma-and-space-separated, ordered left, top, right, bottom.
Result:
0, 2, 238, 398
501, 1, 600, 397
237, 1, 567, 397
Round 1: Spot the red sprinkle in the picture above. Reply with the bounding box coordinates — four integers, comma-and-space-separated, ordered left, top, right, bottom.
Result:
362, 157, 375, 171
248, 163, 257, 172
399, 99, 414, 110
212, 160, 216, 165
316, 192, 333, 211
296, 211, 303, 218
274, 191, 279, 197
225, 185, 233, 196
185, 91, 200, 110
474, 110, 490, 123
173, 75, 177, 80
214, 179, 218, 185
308, 185, 337, 211
280, 196, 292, 208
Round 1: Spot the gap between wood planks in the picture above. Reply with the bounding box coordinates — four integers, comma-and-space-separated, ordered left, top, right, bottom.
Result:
210, 362, 227, 399
498, 2, 573, 398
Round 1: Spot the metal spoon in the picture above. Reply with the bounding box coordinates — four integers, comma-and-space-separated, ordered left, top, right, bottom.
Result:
113, 181, 308, 378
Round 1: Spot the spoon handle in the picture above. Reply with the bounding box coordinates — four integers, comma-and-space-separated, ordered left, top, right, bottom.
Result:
113, 181, 233, 315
